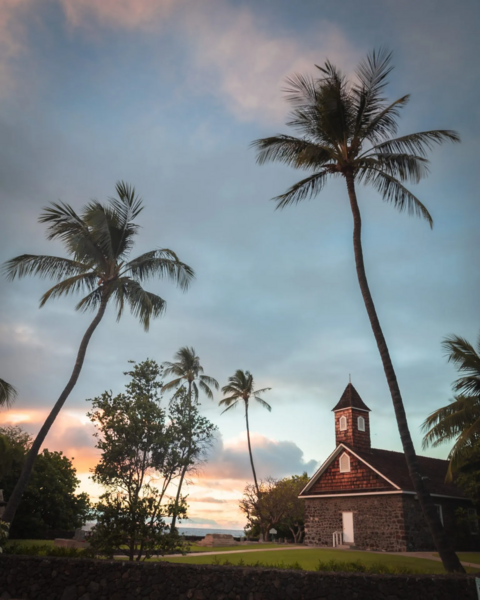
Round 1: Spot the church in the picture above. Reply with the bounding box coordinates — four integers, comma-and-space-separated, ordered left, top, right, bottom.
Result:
299, 383, 478, 551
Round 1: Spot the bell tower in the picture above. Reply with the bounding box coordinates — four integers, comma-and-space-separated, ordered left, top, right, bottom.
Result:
332, 383, 371, 452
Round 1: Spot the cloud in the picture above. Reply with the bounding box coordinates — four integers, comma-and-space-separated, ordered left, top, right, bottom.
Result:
201, 432, 318, 481
189, 497, 227, 504
0, 0, 32, 93
59, 0, 178, 29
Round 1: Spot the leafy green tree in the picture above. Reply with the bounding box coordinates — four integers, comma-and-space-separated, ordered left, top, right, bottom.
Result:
0, 379, 17, 408
252, 49, 462, 572
161, 347, 219, 531
422, 333, 480, 478
1, 182, 194, 528
87, 360, 216, 560
0, 426, 90, 539
240, 474, 309, 543
220, 370, 271, 494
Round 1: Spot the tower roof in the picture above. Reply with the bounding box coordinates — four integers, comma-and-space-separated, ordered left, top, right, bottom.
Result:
332, 383, 371, 412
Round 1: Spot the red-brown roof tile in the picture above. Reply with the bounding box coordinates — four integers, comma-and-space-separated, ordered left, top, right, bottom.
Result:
332, 383, 371, 412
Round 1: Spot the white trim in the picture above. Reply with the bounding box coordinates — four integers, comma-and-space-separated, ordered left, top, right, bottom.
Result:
343, 446, 400, 489
300, 490, 468, 500
333, 407, 370, 413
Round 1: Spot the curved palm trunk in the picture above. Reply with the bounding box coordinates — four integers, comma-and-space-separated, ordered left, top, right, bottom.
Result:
245, 400, 260, 494
345, 173, 464, 573
3, 297, 108, 526
170, 379, 193, 533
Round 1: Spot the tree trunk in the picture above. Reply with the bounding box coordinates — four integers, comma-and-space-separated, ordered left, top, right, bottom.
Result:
170, 381, 193, 533
245, 401, 260, 494
344, 172, 464, 573
2, 297, 108, 526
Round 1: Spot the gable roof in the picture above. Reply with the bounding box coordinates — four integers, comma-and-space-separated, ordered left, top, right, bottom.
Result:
300, 444, 468, 499
332, 383, 371, 412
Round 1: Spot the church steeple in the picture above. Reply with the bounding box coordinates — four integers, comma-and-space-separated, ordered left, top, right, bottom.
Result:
332, 383, 371, 452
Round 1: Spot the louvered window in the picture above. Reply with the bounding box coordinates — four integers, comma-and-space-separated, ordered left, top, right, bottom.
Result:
339, 452, 350, 473
339, 416, 347, 431
358, 416, 365, 431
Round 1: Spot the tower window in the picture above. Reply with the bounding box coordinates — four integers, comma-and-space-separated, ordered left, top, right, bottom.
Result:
339, 416, 347, 431
339, 452, 351, 473
358, 416, 365, 431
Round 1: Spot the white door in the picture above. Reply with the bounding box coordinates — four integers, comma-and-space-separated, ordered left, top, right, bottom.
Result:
342, 512, 354, 543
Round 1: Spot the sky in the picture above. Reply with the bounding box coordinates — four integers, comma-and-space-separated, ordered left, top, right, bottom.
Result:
0, 0, 478, 531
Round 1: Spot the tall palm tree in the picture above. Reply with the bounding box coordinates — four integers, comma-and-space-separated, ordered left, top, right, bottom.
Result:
1, 181, 194, 526
220, 370, 271, 494
162, 346, 219, 402
0, 379, 17, 408
422, 333, 480, 479
161, 346, 219, 531
252, 49, 463, 572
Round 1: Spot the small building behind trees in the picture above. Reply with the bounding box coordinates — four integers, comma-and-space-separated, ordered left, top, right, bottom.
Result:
299, 383, 479, 551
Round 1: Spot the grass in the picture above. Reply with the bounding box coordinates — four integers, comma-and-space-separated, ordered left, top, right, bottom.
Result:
187, 543, 285, 553
441, 552, 480, 565
5, 539, 55, 548
160, 548, 479, 574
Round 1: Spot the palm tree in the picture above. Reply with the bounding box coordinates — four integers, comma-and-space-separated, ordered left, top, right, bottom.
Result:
422, 333, 480, 479
0, 379, 17, 408
162, 346, 219, 402
161, 346, 219, 531
252, 49, 463, 572
1, 182, 194, 526
220, 370, 271, 494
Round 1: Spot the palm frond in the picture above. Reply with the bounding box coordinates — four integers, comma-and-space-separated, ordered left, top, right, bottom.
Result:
421, 396, 480, 448
254, 396, 272, 411
442, 334, 480, 396
123, 249, 195, 291
124, 280, 166, 331
370, 130, 460, 158
75, 287, 104, 313
39, 202, 107, 267
358, 95, 410, 144
161, 377, 184, 393
283, 72, 318, 107
40, 273, 99, 307
219, 396, 239, 414
2, 255, 91, 282
200, 375, 220, 390
0, 378, 18, 408
252, 135, 334, 170
359, 154, 430, 184
359, 167, 433, 227
273, 170, 332, 209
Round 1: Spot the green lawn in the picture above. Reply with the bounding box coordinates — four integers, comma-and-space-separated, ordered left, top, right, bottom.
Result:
161, 548, 479, 574
5, 539, 55, 548
187, 543, 285, 553
448, 553, 480, 565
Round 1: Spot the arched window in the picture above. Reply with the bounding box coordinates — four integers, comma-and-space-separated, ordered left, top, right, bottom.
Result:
357, 416, 365, 432
339, 452, 350, 473
339, 415, 347, 431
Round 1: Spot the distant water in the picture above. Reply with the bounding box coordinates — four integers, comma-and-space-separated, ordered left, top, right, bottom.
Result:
84, 522, 244, 538
178, 527, 244, 537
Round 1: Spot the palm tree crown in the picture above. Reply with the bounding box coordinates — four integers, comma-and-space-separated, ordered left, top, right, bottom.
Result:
422, 333, 480, 478
220, 370, 272, 414
252, 48, 459, 220
162, 346, 219, 402
0, 379, 17, 408
3, 181, 194, 330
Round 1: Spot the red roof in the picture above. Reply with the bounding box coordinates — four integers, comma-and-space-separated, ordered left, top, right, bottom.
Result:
332, 383, 371, 412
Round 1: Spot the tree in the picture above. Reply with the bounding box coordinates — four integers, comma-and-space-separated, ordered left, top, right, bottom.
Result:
240, 474, 309, 543
87, 360, 216, 560
219, 370, 271, 494
0, 426, 90, 539
1, 182, 194, 528
422, 332, 480, 478
0, 379, 17, 408
252, 49, 462, 572
161, 347, 219, 532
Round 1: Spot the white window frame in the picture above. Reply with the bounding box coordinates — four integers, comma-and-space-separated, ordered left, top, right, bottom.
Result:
339, 415, 347, 431
339, 452, 351, 473
435, 504, 444, 526
357, 416, 365, 431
